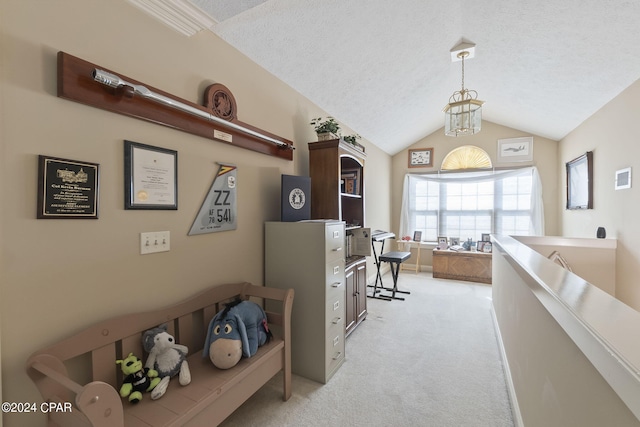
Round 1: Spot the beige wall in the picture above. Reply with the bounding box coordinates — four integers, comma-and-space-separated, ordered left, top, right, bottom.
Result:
560, 80, 640, 310
0, 1, 391, 426
391, 121, 559, 266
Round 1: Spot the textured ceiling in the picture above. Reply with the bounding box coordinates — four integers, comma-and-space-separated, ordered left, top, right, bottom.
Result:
147, 0, 640, 155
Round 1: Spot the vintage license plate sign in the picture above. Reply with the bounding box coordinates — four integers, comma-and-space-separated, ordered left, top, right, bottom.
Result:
188, 164, 237, 235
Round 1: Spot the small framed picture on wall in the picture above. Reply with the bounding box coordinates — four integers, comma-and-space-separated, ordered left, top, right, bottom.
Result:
497, 137, 533, 163
408, 148, 434, 168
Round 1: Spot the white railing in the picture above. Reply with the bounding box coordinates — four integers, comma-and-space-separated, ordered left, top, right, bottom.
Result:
492, 235, 640, 426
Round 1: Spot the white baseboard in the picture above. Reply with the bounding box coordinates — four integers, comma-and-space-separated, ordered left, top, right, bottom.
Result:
491, 307, 524, 427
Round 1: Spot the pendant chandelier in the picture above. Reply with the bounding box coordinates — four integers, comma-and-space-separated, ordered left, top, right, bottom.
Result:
443, 41, 484, 137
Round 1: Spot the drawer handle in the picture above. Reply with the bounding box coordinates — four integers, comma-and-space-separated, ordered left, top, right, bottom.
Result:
332, 317, 342, 324
332, 247, 343, 252
333, 351, 343, 360
331, 282, 343, 288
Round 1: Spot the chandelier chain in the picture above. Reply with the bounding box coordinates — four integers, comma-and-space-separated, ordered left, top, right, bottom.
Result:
461, 54, 465, 92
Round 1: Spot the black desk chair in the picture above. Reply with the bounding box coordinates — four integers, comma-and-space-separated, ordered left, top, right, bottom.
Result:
377, 251, 411, 301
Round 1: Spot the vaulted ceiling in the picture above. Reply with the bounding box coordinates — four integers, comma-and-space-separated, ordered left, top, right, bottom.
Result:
130, 0, 640, 155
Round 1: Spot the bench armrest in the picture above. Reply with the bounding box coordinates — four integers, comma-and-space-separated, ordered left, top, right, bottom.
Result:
27, 354, 124, 427
241, 283, 294, 401
76, 381, 124, 427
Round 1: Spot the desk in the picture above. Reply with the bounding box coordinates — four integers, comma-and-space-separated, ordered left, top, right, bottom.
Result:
432, 249, 492, 284
397, 240, 428, 273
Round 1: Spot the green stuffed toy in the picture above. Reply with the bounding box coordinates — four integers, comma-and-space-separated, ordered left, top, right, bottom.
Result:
115, 353, 162, 403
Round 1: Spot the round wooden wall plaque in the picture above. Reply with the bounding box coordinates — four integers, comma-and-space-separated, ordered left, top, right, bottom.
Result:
204, 83, 237, 121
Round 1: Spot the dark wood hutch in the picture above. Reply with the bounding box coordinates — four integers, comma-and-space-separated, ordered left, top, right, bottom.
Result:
308, 139, 367, 336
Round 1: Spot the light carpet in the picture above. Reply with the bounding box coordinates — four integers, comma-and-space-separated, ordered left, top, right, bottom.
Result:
220, 272, 514, 427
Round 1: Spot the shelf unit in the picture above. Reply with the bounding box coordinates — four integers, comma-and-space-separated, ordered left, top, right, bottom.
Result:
308, 139, 366, 228
309, 139, 368, 336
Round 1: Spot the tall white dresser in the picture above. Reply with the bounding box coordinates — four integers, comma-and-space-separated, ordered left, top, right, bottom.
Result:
264, 220, 346, 384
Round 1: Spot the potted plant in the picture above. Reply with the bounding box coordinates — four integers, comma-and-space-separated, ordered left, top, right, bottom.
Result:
342, 134, 365, 152
310, 117, 341, 141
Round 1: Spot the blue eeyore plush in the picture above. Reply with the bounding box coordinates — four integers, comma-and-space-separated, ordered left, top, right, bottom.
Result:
203, 299, 272, 369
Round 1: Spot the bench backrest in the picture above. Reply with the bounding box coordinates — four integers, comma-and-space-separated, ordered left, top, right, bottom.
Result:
33, 282, 292, 389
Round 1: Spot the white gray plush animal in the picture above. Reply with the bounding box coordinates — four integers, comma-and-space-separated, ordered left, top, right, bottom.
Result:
142, 325, 191, 400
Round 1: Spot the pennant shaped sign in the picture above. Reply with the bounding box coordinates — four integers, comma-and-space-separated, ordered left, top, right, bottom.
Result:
188, 164, 237, 235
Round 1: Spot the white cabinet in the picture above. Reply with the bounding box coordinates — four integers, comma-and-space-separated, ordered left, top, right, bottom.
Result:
265, 221, 346, 383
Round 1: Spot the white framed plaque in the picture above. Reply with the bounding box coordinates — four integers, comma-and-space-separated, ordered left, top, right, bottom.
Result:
124, 140, 178, 210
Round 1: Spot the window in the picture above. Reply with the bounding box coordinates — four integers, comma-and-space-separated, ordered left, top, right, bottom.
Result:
441, 145, 492, 170
400, 167, 544, 241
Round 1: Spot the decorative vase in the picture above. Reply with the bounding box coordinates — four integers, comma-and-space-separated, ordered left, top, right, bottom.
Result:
596, 227, 606, 238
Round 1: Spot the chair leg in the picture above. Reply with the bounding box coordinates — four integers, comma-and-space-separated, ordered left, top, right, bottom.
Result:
381, 262, 410, 301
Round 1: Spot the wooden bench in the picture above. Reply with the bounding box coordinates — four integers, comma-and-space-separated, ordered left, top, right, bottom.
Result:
26, 282, 294, 427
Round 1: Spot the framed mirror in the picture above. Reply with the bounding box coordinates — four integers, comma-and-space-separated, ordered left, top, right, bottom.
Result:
566, 151, 593, 210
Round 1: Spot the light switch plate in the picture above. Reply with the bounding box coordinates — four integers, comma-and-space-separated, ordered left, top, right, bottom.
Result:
140, 231, 170, 254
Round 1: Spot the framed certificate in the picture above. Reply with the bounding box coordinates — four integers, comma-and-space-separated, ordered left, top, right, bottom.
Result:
124, 140, 178, 210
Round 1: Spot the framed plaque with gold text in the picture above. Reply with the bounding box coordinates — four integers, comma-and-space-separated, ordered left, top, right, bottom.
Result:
37, 155, 99, 219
